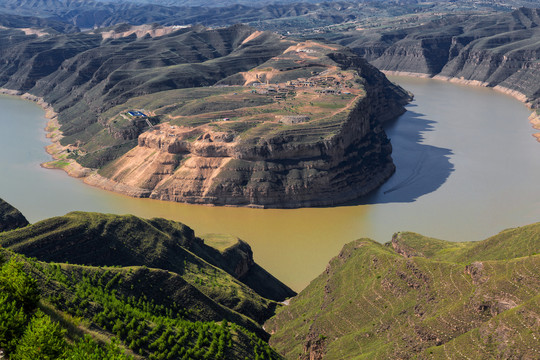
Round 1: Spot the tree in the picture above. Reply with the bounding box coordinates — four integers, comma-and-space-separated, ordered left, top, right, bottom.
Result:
11, 311, 66, 360
0, 293, 27, 353
0, 258, 39, 312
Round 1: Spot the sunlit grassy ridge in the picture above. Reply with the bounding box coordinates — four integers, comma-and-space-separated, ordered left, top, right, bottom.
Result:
0, 212, 294, 324
0, 198, 293, 359
266, 224, 540, 359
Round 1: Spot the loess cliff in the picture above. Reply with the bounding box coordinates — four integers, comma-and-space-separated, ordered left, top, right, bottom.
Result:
330, 7, 540, 109
88, 44, 410, 208
0, 21, 409, 208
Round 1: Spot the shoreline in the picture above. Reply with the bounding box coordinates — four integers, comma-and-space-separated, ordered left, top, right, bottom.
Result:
529, 111, 540, 142
382, 70, 540, 142
0, 88, 93, 178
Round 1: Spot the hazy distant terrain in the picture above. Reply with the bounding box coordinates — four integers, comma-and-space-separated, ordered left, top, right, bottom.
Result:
1, 0, 538, 31
322, 7, 540, 107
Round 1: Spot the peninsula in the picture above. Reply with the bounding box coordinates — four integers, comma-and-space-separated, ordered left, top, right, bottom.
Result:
0, 22, 409, 207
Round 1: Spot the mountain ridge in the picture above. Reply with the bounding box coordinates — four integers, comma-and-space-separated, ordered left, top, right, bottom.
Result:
266, 224, 540, 359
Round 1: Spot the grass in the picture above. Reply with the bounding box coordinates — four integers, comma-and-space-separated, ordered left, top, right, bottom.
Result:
266, 224, 540, 359
312, 101, 343, 109
0, 212, 293, 323
0, 248, 283, 360
49, 160, 70, 169
201, 234, 241, 253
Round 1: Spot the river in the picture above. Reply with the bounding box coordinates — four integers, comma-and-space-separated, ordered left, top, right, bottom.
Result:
1, 76, 538, 291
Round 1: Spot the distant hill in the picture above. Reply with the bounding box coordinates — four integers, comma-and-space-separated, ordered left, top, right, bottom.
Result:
0, 0, 537, 32
266, 224, 540, 359
325, 7, 540, 108
0, 198, 29, 232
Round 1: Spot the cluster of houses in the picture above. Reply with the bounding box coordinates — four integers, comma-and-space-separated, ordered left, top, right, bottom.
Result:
250, 73, 347, 98
251, 84, 295, 99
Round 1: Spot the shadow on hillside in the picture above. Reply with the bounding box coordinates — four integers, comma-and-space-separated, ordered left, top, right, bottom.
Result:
355, 106, 455, 205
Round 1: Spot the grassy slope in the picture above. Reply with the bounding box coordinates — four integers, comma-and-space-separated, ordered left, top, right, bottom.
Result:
266, 224, 540, 359
393, 222, 540, 262
0, 212, 295, 324
1, 249, 283, 360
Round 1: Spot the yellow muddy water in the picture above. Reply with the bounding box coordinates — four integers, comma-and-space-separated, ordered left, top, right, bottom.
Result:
1, 77, 539, 291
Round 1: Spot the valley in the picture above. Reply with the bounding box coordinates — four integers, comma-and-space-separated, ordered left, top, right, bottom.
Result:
320, 7, 540, 138
0, 1, 539, 359
2, 75, 538, 293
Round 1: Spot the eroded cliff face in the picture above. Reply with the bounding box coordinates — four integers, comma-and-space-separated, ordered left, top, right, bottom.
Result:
88, 51, 409, 208
337, 8, 540, 108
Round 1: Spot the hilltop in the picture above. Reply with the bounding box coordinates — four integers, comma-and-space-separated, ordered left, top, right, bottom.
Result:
0, 200, 291, 359
86, 40, 409, 207
0, 22, 409, 207
266, 224, 540, 359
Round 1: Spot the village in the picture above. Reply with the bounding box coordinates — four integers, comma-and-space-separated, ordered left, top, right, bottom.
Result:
249, 71, 355, 100
117, 43, 365, 132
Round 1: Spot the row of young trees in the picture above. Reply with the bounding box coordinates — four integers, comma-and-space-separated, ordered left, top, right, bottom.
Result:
36, 259, 283, 359
0, 254, 132, 359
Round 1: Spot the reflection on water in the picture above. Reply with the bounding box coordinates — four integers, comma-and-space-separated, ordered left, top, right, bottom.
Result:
361, 106, 454, 204
1, 77, 539, 291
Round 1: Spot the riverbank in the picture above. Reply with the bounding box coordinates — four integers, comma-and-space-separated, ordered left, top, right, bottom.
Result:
0, 88, 93, 178
382, 71, 540, 143
529, 111, 540, 142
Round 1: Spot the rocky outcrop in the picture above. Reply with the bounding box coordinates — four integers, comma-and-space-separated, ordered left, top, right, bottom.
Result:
335, 8, 540, 109
0, 198, 29, 232
391, 232, 423, 258
91, 49, 409, 208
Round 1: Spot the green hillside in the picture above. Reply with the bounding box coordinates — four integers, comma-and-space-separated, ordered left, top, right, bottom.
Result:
0, 211, 295, 324
392, 223, 540, 262
266, 224, 540, 359
0, 249, 283, 360
0, 254, 133, 359
0, 200, 291, 359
